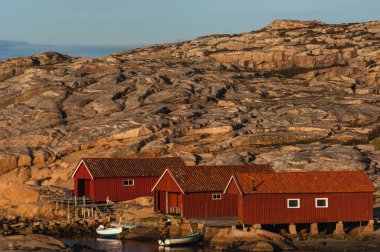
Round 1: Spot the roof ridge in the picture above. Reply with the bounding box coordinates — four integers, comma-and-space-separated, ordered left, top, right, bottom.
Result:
232, 169, 374, 194
168, 164, 271, 168
78, 156, 186, 178
235, 170, 366, 174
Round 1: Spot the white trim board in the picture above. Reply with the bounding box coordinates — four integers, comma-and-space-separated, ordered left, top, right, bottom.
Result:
71, 159, 94, 179
151, 169, 185, 194
223, 175, 244, 196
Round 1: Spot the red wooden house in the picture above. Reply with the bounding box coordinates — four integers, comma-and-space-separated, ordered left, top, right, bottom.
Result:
224, 171, 376, 225
151, 164, 274, 218
72, 157, 185, 202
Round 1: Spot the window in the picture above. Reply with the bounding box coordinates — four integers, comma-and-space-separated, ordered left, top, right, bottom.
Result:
287, 199, 300, 208
212, 193, 222, 200
315, 198, 328, 208
123, 179, 134, 186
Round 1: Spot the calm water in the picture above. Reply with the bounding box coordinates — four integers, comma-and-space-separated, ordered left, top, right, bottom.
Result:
60, 237, 380, 252
61, 237, 218, 252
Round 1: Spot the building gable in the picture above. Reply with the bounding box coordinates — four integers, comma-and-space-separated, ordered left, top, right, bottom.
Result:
166, 164, 273, 193
152, 169, 184, 193
72, 160, 94, 179
224, 175, 243, 195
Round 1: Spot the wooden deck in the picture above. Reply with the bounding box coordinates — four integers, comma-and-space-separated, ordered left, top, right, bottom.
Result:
48, 195, 115, 219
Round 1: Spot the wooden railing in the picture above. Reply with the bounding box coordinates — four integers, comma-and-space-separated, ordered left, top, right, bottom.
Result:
169, 206, 181, 214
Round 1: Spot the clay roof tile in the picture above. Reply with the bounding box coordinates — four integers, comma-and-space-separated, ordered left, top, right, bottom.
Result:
81, 157, 186, 178
231, 171, 376, 194
167, 164, 274, 192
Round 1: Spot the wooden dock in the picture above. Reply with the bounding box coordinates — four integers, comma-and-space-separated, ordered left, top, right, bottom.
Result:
48, 195, 115, 220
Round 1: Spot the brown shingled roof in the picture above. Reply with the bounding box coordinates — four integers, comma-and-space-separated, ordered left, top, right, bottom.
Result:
230, 171, 376, 194
77, 157, 186, 178
165, 164, 274, 193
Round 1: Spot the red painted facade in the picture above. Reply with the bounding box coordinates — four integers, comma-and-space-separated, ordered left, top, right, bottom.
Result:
73, 162, 157, 202
226, 178, 244, 219
226, 179, 374, 224
182, 192, 237, 218
153, 171, 238, 218
73, 163, 95, 199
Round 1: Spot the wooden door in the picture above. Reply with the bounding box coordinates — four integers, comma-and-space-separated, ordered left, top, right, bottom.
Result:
158, 191, 166, 213
168, 192, 181, 215
78, 179, 85, 197
84, 180, 90, 198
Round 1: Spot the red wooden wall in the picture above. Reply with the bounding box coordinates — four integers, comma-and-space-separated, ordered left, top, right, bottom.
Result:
242, 192, 373, 224
73, 163, 95, 199
94, 177, 158, 202
225, 179, 244, 220
153, 172, 238, 218
154, 172, 182, 192
73, 163, 159, 202
183, 192, 238, 218
154, 172, 183, 213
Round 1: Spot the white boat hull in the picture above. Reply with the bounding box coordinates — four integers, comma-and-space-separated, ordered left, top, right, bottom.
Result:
158, 233, 200, 247
96, 226, 123, 237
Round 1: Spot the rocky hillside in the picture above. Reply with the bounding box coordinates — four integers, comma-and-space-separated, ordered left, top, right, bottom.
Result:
0, 20, 379, 214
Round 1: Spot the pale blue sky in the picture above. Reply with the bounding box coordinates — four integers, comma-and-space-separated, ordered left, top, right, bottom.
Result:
0, 0, 379, 59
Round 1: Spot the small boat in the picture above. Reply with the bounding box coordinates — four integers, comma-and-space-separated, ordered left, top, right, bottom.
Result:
122, 224, 140, 230
96, 225, 123, 238
111, 218, 141, 231
158, 233, 200, 247
110, 222, 140, 230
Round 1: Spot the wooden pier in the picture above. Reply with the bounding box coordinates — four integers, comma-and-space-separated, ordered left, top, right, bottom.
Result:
49, 195, 115, 221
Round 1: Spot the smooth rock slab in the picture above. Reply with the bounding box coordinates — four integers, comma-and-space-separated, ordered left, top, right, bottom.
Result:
0, 234, 66, 251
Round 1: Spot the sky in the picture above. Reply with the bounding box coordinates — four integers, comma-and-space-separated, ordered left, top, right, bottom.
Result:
0, 0, 379, 59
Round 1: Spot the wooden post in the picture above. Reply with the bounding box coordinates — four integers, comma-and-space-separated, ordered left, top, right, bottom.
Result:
67, 201, 70, 222
165, 191, 168, 214
289, 223, 297, 235
310, 223, 318, 236
61, 199, 63, 211
82, 196, 85, 217
181, 195, 184, 217
74, 196, 78, 220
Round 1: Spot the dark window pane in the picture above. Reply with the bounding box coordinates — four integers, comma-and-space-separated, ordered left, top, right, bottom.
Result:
317, 199, 326, 207
123, 180, 133, 186
212, 194, 221, 199
288, 200, 299, 207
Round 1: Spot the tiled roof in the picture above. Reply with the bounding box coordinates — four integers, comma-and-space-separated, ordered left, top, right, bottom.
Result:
231, 171, 376, 194
80, 157, 186, 178
167, 164, 274, 192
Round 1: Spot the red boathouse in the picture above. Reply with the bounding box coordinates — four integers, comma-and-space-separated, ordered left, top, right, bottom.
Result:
152, 165, 274, 218
72, 157, 185, 202
224, 171, 376, 225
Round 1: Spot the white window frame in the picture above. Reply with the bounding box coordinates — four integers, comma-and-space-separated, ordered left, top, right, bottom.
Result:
315, 198, 328, 208
123, 179, 134, 186
287, 198, 300, 208
212, 193, 222, 200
